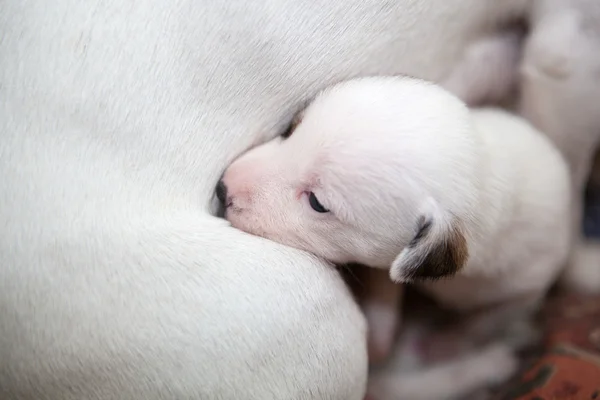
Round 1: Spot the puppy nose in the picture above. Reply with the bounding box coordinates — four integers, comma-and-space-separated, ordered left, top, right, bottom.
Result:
216, 179, 228, 206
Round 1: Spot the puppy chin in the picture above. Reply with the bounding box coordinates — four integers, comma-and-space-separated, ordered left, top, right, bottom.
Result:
225, 212, 341, 262
225, 213, 262, 236
224, 213, 280, 246
226, 214, 304, 251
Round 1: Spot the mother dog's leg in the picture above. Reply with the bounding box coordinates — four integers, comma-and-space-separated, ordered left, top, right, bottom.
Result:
0, 214, 368, 399
519, 0, 600, 292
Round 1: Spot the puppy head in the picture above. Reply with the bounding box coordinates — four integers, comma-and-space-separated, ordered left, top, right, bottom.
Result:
220, 77, 476, 278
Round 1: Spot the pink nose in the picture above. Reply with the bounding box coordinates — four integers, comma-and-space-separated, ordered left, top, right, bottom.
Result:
221, 164, 261, 207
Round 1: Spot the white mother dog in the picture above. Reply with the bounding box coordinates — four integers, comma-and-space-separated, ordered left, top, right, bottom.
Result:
1, 0, 540, 399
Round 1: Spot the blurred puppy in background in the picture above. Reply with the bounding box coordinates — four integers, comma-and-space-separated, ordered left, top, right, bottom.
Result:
520, 0, 600, 293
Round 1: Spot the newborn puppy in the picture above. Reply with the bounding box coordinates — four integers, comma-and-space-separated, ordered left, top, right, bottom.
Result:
219, 76, 571, 395
363, 29, 526, 365
220, 76, 570, 296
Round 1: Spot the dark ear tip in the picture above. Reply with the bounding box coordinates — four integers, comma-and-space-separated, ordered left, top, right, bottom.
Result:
394, 216, 469, 281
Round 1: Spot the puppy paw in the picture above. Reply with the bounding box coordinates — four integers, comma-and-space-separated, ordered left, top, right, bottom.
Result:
474, 343, 519, 386
560, 239, 600, 294
442, 29, 523, 106
521, 12, 579, 82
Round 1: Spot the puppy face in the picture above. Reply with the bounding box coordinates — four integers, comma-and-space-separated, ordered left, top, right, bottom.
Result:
221, 77, 477, 276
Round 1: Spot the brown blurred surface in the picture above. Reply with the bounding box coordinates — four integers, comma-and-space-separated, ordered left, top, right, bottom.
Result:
497, 292, 600, 400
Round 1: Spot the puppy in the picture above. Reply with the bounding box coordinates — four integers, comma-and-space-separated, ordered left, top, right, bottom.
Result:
357, 278, 523, 400
360, 29, 527, 365
220, 75, 570, 300
219, 76, 571, 393
520, 0, 600, 293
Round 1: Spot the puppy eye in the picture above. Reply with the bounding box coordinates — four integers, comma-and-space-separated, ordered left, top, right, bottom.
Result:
308, 192, 329, 213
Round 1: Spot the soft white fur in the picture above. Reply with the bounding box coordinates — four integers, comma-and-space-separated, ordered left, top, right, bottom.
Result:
443, 29, 523, 107
520, 0, 600, 292
222, 78, 478, 266
0, 0, 538, 398
361, 31, 526, 367
223, 76, 571, 309
416, 107, 571, 310
222, 77, 572, 397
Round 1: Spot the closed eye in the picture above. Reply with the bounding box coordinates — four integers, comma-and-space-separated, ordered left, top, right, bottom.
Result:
308, 192, 329, 213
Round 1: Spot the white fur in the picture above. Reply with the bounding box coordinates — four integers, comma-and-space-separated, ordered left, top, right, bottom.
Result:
443, 29, 523, 106
520, 0, 600, 292
223, 78, 482, 268
223, 77, 571, 311
418, 106, 572, 310
0, 0, 536, 398
222, 76, 571, 396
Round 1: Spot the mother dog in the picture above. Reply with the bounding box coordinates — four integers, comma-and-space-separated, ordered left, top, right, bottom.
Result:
1, 0, 596, 399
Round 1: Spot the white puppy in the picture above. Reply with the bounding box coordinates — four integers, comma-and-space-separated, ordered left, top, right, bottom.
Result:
221, 76, 570, 304
220, 76, 571, 397
520, 0, 600, 293
357, 29, 526, 366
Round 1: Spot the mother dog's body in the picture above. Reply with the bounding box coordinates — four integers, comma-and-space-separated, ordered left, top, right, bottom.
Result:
1, 0, 535, 398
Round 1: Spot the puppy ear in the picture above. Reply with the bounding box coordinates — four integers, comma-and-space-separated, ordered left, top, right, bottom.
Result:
281, 109, 305, 139
390, 199, 469, 283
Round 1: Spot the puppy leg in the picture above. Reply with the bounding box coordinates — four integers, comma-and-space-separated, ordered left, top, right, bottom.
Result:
361, 268, 403, 365
368, 343, 518, 400
421, 296, 541, 365
520, 0, 600, 292
442, 29, 523, 107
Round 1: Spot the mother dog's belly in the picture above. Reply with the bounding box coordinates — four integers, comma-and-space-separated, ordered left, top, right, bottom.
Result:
0, 202, 368, 399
